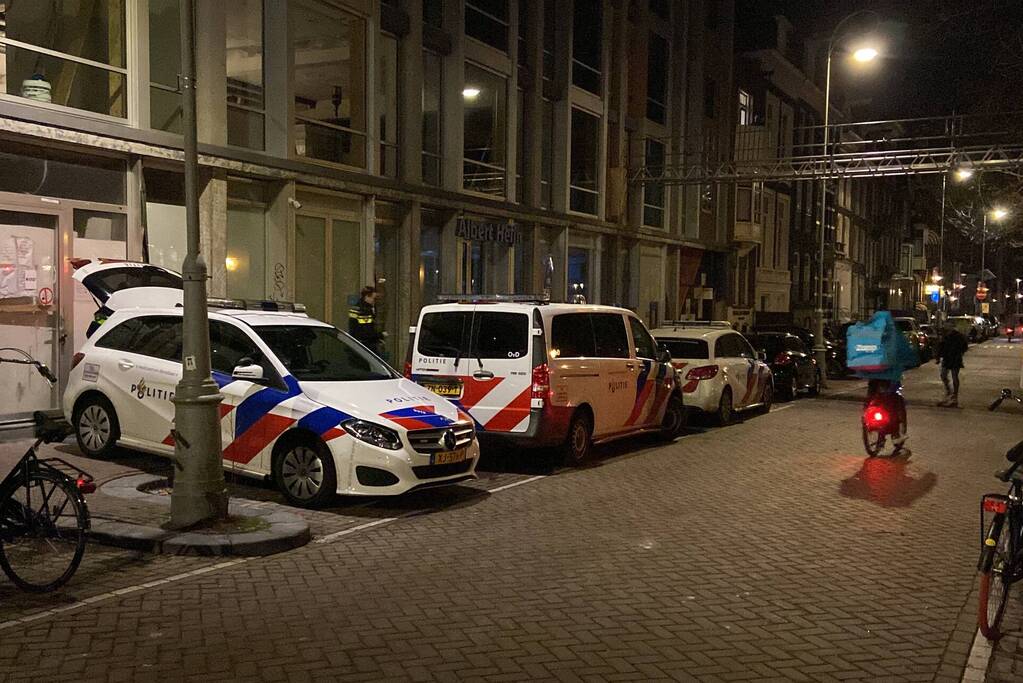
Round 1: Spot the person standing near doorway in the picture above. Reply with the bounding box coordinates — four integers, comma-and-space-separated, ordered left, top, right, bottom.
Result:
935, 323, 968, 407
349, 286, 385, 356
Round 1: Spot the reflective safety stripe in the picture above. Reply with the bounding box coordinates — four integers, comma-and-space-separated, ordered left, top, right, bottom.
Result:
348, 310, 374, 323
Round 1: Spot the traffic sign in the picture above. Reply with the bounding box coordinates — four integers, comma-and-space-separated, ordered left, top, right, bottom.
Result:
38, 287, 53, 306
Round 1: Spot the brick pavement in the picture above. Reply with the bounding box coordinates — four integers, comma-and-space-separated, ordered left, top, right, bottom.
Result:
1, 344, 1020, 681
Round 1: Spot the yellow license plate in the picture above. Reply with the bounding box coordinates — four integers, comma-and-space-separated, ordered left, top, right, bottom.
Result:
433, 449, 467, 465
424, 382, 462, 398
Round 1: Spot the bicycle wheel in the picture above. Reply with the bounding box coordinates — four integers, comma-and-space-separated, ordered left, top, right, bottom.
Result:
0, 471, 88, 592
862, 423, 885, 457
978, 515, 1012, 640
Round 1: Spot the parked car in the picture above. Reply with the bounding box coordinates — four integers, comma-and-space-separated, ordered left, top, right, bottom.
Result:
754, 323, 845, 378
406, 297, 686, 465
746, 332, 821, 400
65, 261, 480, 508
918, 323, 939, 350
1004, 314, 1023, 341
949, 315, 983, 343
651, 322, 774, 425
894, 316, 931, 361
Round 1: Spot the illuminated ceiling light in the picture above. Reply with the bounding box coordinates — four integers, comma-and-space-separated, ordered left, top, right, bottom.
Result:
462, 87, 480, 100
852, 47, 879, 62
225, 256, 239, 272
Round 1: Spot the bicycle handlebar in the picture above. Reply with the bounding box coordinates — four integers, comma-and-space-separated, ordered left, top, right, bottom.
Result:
0, 347, 56, 386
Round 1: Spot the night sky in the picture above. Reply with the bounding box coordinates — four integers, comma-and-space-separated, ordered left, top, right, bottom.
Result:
736, 0, 1023, 120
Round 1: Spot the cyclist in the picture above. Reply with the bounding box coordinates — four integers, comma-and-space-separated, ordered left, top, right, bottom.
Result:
853, 311, 920, 449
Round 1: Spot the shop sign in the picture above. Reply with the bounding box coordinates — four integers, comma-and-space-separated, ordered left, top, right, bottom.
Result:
456, 218, 522, 245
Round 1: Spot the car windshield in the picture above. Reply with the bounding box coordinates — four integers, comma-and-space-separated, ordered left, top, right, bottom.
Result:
750, 335, 784, 357
657, 338, 708, 359
894, 320, 913, 332
255, 325, 395, 382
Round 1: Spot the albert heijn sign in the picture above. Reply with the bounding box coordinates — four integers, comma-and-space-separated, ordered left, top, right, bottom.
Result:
456, 217, 522, 245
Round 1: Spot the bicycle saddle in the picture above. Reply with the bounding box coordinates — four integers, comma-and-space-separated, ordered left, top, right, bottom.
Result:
32, 410, 72, 444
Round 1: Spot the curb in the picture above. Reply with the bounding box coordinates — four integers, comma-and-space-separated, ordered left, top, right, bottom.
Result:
90, 474, 310, 556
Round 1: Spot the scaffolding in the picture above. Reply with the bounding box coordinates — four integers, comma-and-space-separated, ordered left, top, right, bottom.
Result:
631, 111, 1023, 185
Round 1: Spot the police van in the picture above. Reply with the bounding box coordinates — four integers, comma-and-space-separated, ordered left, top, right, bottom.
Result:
405, 296, 685, 464
64, 262, 479, 508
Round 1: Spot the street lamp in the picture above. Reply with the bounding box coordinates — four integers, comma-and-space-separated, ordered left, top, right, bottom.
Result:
815, 11, 880, 385
955, 167, 974, 182
981, 206, 1009, 277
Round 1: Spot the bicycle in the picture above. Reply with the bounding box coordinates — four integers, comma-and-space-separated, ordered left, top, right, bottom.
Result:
862, 380, 907, 457
0, 350, 95, 593
976, 388, 1023, 639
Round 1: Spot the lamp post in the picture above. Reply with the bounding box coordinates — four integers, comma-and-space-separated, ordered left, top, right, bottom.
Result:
169, 0, 228, 529
814, 11, 879, 386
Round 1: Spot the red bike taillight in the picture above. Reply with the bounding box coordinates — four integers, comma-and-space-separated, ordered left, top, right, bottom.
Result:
686, 365, 719, 380
773, 353, 791, 365
983, 496, 1008, 514
531, 363, 551, 402
403, 361, 412, 379
71, 352, 85, 370
865, 406, 889, 427
76, 477, 96, 494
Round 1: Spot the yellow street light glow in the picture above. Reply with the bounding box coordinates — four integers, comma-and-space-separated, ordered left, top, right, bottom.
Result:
225, 256, 239, 272
462, 87, 480, 100
954, 168, 974, 182
992, 207, 1009, 221
852, 47, 879, 62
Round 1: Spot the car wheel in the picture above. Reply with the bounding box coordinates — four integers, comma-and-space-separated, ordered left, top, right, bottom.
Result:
808, 371, 822, 397
717, 387, 734, 426
660, 394, 685, 440
73, 395, 120, 459
274, 439, 337, 508
785, 375, 799, 402
563, 411, 593, 466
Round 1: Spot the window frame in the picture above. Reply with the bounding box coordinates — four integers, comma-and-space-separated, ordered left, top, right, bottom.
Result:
569, 107, 600, 215
462, 61, 509, 197
628, 316, 657, 360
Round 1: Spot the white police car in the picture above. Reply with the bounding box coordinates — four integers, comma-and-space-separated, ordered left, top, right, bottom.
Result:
64, 261, 479, 508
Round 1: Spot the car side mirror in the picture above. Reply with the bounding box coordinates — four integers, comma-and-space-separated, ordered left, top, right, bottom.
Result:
232, 361, 264, 382
657, 345, 672, 364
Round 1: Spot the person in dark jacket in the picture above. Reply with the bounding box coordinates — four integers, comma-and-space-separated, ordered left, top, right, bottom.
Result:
348, 286, 385, 354
935, 323, 969, 407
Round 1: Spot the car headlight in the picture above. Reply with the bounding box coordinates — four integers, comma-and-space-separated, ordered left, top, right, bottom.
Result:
342, 419, 403, 450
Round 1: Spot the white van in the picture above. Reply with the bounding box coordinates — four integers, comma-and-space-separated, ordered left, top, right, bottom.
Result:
406, 297, 685, 464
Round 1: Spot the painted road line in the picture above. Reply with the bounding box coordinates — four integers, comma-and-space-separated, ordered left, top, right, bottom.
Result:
314, 516, 405, 544
0, 558, 250, 634
770, 404, 796, 413
486, 474, 547, 493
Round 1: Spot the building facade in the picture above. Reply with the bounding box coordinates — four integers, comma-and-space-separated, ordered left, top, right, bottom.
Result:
0, 0, 739, 427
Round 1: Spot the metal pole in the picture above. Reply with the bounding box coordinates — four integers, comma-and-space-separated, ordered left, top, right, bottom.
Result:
169, 0, 228, 529
814, 50, 833, 387
939, 173, 946, 318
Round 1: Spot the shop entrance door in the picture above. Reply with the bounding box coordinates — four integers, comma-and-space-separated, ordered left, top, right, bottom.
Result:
0, 209, 67, 425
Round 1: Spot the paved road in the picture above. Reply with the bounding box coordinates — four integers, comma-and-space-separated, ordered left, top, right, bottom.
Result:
2, 342, 1022, 681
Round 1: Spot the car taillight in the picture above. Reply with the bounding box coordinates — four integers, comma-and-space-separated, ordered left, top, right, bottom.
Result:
531, 363, 551, 402
983, 496, 1008, 515
403, 361, 412, 379
773, 353, 791, 365
71, 352, 85, 370
685, 365, 719, 380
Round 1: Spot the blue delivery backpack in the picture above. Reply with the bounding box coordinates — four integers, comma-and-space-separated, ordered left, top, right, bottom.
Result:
846, 312, 899, 373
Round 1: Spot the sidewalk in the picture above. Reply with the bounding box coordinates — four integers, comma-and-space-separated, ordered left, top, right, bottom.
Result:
0, 439, 309, 556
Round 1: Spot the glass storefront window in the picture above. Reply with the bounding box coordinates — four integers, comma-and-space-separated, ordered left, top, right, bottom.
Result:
465, 0, 508, 52
0, 141, 125, 204
540, 99, 553, 208
144, 167, 185, 272
420, 210, 444, 306
149, 0, 182, 132
292, 0, 367, 168
422, 50, 442, 186
374, 204, 401, 362
463, 63, 506, 196
226, 180, 267, 300
0, 0, 127, 117
377, 33, 398, 177
643, 138, 665, 228
226, 0, 265, 150
568, 247, 591, 303
571, 0, 602, 95
570, 108, 599, 215
330, 218, 361, 327
295, 215, 327, 321
515, 88, 525, 203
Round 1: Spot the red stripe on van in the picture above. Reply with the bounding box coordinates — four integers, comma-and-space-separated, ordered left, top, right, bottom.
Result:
482, 387, 531, 432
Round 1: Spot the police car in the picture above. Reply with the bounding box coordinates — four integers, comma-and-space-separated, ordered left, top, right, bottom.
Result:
650, 322, 774, 425
406, 296, 685, 465
64, 262, 479, 508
